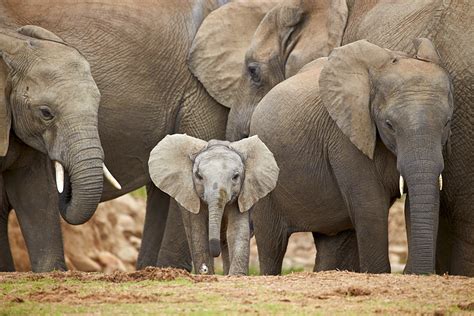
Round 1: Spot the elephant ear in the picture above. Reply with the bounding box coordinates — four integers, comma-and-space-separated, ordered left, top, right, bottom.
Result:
319, 40, 391, 159
189, 0, 280, 108
248, 0, 305, 64
413, 38, 441, 64
283, 0, 348, 77
149, 134, 207, 214
230, 135, 279, 213
0, 31, 28, 157
17, 25, 66, 44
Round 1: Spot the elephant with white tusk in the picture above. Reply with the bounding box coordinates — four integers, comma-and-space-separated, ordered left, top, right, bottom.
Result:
0, 0, 230, 272
149, 134, 279, 275
342, 0, 473, 277
0, 25, 123, 272
250, 39, 453, 275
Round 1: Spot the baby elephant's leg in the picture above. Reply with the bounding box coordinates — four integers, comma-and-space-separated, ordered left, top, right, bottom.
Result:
226, 203, 250, 275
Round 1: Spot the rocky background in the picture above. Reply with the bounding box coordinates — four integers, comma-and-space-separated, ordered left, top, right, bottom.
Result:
8, 195, 407, 273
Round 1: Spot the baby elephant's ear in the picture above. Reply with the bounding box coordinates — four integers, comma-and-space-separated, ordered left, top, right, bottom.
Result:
413, 38, 441, 64
230, 135, 279, 213
148, 134, 207, 214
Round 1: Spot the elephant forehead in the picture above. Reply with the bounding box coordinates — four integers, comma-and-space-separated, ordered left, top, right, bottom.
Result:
376, 60, 451, 98
383, 58, 449, 83
195, 148, 244, 171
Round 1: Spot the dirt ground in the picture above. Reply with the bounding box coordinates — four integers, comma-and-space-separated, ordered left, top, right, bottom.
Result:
0, 268, 473, 314
9, 194, 408, 274
5, 195, 462, 314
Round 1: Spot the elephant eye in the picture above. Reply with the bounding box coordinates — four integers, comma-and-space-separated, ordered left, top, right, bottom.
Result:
232, 173, 240, 181
385, 119, 394, 132
39, 106, 55, 121
247, 63, 261, 84
195, 171, 203, 181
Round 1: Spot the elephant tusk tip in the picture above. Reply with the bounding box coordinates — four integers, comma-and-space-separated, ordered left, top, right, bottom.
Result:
103, 164, 122, 190
399, 175, 404, 196
54, 161, 65, 194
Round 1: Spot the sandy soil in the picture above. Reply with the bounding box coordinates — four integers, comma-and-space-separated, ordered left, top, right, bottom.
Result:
0, 268, 472, 314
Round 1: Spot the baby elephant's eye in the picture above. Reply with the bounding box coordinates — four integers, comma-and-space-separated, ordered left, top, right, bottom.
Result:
195, 171, 203, 181
232, 173, 240, 181
39, 106, 55, 121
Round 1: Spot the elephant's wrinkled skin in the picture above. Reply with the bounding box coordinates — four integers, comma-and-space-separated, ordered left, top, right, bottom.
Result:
190, 0, 353, 272
149, 134, 278, 275
189, 0, 348, 141
0, 26, 104, 272
0, 0, 229, 272
342, 0, 473, 276
250, 40, 452, 275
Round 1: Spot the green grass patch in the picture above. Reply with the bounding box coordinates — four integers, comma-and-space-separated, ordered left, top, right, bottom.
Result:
130, 186, 147, 199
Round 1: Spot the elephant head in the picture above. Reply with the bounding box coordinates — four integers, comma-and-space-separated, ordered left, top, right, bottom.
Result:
319, 39, 453, 274
189, 0, 348, 141
148, 134, 279, 264
0, 26, 120, 225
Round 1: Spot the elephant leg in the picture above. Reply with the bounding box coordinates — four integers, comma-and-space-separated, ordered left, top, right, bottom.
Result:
156, 199, 192, 271
0, 183, 14, 271
332, 160, 390, 273
137, 183, 170, 269
180, 204, 214, 274
352, 200, 390, 273
435, 208, 452, 275
0, 173, 14, 271
226, 204, 250, 275
253, 198, 288, 275
446, 212, 474, 276
4, 159, 66, 272
220, 216, 230, 275
313, 230, 360, 272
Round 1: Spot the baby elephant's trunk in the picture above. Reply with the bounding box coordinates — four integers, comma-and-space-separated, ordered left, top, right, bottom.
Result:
208, 190, 229, 257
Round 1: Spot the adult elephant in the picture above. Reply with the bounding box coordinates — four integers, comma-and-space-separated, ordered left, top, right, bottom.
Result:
250, 39, 453, 274
191, 0, 472, 275
0, 25, 120, 272
187, 0, 353, 273
342, 0, 473, 276
0, 0, 229, 272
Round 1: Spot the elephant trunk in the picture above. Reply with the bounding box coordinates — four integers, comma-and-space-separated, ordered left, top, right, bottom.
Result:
208, 196, 227, 258
226, 85, 268, 141
58, 123, 104, 225
399, 137, 443, 274
226, 106, 252, 142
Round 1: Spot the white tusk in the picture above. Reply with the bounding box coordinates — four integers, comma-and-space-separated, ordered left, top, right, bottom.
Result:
399, 176, 404, 196
439, 174, 443, 191
103, 164, 122, 190
199, 263, 209, 275
54, 161, 64, 194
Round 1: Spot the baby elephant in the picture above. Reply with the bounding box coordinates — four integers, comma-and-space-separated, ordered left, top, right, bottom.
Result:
149, 134, 279, 275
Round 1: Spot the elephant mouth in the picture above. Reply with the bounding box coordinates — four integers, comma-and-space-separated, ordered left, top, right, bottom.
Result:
57, 169, 72, 211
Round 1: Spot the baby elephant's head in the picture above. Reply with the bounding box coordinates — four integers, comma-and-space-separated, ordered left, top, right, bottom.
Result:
191, 139, 245, 207
149, 134, 279, 257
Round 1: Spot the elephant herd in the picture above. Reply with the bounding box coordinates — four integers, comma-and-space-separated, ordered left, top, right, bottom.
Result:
0, 0, 472, 277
